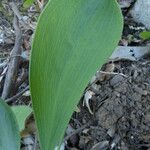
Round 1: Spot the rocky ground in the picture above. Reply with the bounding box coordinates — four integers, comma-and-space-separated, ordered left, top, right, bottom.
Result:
69, 60, 150, 150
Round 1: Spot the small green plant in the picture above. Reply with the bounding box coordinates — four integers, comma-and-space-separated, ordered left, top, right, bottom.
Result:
23, 0, 35, 8
140, 31, 150, 40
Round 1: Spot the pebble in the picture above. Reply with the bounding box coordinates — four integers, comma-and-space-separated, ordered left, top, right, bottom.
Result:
133, 85, 148, 95
130, 0, 150, 29
119, 0, 133, 8
22, 136, 34, 145
109, 75, 125, 87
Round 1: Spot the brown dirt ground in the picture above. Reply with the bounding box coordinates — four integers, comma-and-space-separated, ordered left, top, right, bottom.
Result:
67, 59, 150, 150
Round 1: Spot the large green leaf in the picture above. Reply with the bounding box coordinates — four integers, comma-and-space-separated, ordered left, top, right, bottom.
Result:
0, 100, 20, 150
30, 0, 123, 150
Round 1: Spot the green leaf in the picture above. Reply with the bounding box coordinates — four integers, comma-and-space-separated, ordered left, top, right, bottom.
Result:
140, 31, 150, 40
23, 0, 35, 8
11, 106, 32, 131
0, 100, 20, 150
30, 0, 123, 150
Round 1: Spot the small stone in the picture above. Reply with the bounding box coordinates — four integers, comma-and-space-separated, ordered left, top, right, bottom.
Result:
118, 0, 133, 8
23, 135, 34, 145
22, 16, 29, 22
107, 125, 116, 137
134, 85, 148, 95
110, 75, 125, 87
130, 0, 150, 29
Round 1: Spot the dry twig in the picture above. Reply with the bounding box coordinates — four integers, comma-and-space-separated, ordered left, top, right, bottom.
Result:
1, 3, 22, 99
9, 2, 22, 20
5, 85, 29, 103
100, 71, 128, 78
